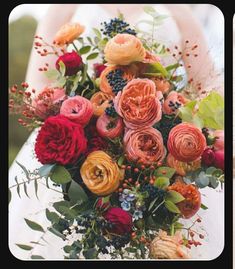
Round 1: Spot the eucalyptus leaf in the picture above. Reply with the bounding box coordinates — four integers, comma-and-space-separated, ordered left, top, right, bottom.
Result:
16, 244, 33, 251
200, 203, 208, 210
68, 180, 88, 205
209, 176, 219, 189
38, 164, 56, 177
31, 255, 45, 259
50, 165, 72, 184
93, 28, 102, 39
23, 182, 29, 198
48, 227, 66, 240
8, 189, 11, 204
16, 161, 30, 180
45, 209, 60, 224
206, 166, 217, 175
195, 172, 210, 188
83, 248, 98, 259
24, 218, 44, 232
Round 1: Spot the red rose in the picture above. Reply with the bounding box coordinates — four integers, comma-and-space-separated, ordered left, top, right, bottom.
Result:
214, 150, 224, 170
103, 207, 133, 235
35, 115, 87, 165
56, 51, 83, 76
93, 63, 107, 77
202, 148, 215, 166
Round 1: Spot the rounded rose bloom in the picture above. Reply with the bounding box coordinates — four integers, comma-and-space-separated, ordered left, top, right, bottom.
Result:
149, 230, 189, 259
213, 130, 224, 151
114, 78, 162, 129
167, 153, 201, 176
103, 207, 133, 235
96, 114, 124, 139
167, 123, 207, 162
100, 65, 136, 95
93, 63, 107, 78
56, 51, 83, 76
124, 127, 166, 166
163, 91, 188, 115
167, 182, 201, 219
35, 115, 87, 165
54, 22, 85, 46
150, 77, 171, 94
90, 91, 113, 117
32, 86, 66, 119
60, 96, 93, 126
201, 148, 215, 166
80, 151, 122, 196
214, 150, 224, 170
104, 33, 145, 65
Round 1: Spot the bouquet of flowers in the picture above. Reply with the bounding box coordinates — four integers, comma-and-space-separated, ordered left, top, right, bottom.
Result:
9, 7, 224, 260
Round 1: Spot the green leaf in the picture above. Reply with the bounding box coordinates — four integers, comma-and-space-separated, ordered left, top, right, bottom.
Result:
102, 195, 110, 204
16, 244, 33, 251
209, 176, 219, 189
56, 76, 66, 87
8, 188, 11, 204
44, 69, 60, 80
124, 247, 136, 253
195, 172, 210, 188
86, 52, 99, 60
64, 245, 73, 253
200, 203, 208, 210
148, 196, 159, 211
38, 164, 56, 178
31, 255, 45, 259
98, 38, 108, 50
68, 180, 88, 205
143, 6, 158, 17
166, 63, 180, 71
16, 161, 30, 180
145, 62, 169, 77
143, 72, 163, 77
87, 36, 94, 45
15, 176, 21, 198
23, 182, 29, 198
166, 190, 185, 204
34, 179, 39, 199
58, 61, 66, 76
154, 166, 175, 179
164, 200, 181, 214
24, 218, 44, 232
50, 165, 72, 184
45, 209, 60, 224
53, 200, 70, 213
83, 248, 98, 259
79, 45, 91, 55
93, 28, 102, 39
48, 227, 66, 240
117, 155, 124, 167
154, 177, 170, 189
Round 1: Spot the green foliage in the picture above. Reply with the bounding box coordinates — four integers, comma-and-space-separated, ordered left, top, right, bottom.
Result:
50, 165, 72, 184
165, 190, 185, 204
154, 177, 170, 189
31, 255, 45, 259
164, 200, 181, 214
79, 45, 91, 55
67, 180, 88, 205
16, 244, 33, 251
86, 52, 99, 60
144, 62, 169, 78
154, 166, 176, 179
38, 164, 56, 178
24, 218, 44, 232
45, 209, 60, 224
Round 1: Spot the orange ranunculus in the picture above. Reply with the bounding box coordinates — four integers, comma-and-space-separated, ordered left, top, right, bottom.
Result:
167, 123, 206, 162
99, 65, 136, 95
167, 153, 201, 176
114, 78, 162, 129
150, 77, 171, 94
167, 182, 201, 219
54, 22, 85, 46
124, 127, 166, 166
163, 91, 188, 115
90, 91, 113, 117
104, 33, 146, 65
80, 151, 122, 196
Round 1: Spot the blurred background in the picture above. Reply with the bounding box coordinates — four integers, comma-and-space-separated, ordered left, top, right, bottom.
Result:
8, 4, 224, 167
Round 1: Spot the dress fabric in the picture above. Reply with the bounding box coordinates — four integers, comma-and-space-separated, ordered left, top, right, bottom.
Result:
8, 4, 224, 260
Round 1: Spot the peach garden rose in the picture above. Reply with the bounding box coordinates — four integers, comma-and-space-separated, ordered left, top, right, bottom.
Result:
114, 78, 162, 129
104, 33, 146, 65
90, 91, 113, 117
167, 123, 207, 162
124, 127, 166, 166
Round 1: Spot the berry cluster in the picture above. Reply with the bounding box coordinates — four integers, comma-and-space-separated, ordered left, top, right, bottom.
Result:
141, 184, 166, 200
105, 101, 118, 118
110, 233, 131, 250
101, 18, 136, 38
168, 100, 182, 113
106, 69, 128, 95
155, 114, 182, 144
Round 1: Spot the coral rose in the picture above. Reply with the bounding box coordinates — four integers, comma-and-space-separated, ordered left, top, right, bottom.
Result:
103, 207, 133, 235
149, 230, 189, 259
60, 96, 93, 126
213, 130, 224, 151
80, 151, 122, 195
124, 127, 166, 166
151, 77, 171, 94
35, 115, 87, 165
32, 86, 66, 119
54, 22, 85, 46
167, 123, 206, 162
99, 65, 136, 95
56, 51, 83, 76
114, 78, 162, 129
96, 114, 124, 139
163, 91, 188, 115
167, 153, 201, 176
104, 33, 145, 65
90, 91, 113, 117
167, 182, 201, 219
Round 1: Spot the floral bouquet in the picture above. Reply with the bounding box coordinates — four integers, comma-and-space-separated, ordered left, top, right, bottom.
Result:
9, 7, 224, 260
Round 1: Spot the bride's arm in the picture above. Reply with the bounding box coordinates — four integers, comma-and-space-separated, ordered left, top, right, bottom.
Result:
26, 4, 78, 92
165, 4, 223, 94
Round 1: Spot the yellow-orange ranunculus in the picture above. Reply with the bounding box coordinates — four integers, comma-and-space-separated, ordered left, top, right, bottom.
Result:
54, 22, 85, 46
167, 153, 201, 176
104, 33, 146, 65
90, 91, 113, 117
80, 151, 122, 196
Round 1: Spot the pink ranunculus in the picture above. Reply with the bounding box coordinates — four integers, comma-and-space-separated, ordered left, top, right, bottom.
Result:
96, 114, 124, 139
213, 130, 224, 151
214, 150, 224, 171
60, 96, 93, 126
124, 127, 166, 166
114, 78, 162, 129
32, 86, 66, 119
163, 91, 188, 115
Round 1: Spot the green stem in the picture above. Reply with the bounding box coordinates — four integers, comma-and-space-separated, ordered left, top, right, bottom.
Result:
72, 42, 80, 54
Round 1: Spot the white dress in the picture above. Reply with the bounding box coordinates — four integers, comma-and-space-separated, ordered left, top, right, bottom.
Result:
8, 4, 224, 260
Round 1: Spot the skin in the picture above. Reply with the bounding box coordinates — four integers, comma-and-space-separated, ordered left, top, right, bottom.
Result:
26, 4, 223, 94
